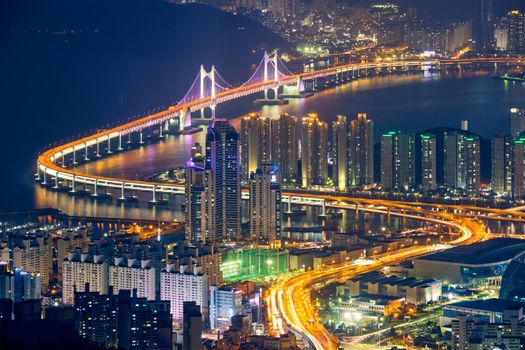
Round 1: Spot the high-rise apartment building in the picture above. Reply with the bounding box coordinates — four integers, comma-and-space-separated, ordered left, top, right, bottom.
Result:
511, 108, 525, 138
74, 287, 172, 350
300, 113, 328, 187
205, 119, 241, 242
249, 164, 281, 244
508, 10, 525, 52
380, 131, 415, 191
271, 113, 299, 185
512, 133, 525, 199
62, 250, 109, 305
171, 240, 223, 287
0, 262, 41, 302
1, 234, 52, 290
160, 264, 209, 322
108, 257, 156, 301
332, 115, 350, 191
492, 134, 513, 195
56, 229, 90, 280
420, 133, 437, 191
241, 113, 272, 180
350, 113, 374, 186
444, 131, 480, 195
185, 155, 215, 243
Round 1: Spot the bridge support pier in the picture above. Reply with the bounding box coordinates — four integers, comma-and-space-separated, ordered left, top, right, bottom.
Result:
139, 131, 144, 144
70, 175, 76, 193
127, 133, 132, 144
286, 196, 292, 214
96, 140, 101, 157
149, 186, 157, 204
107, 137, 112, 154
92, 179, 98, 197
119, 183, 125, 200
159, 125, 164, 138
72, 149, 77, 165
118, 133, 123, 151
53, 173, 60, 189
41, 171, 47, 185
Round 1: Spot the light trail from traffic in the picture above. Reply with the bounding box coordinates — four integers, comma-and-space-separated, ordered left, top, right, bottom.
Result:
266, 203, 486, 350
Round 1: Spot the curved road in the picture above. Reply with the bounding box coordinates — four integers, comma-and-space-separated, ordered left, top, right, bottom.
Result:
266, 203, 486, 350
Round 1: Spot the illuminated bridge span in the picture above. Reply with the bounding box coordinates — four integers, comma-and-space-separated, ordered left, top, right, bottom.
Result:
36, 54, 523, 202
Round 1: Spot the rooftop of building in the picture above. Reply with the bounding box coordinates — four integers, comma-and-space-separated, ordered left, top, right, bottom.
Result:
445, 298, 525, 313
416, 238, 525, 265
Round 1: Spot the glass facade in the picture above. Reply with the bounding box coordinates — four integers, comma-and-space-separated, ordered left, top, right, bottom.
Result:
500, 259, 525, 302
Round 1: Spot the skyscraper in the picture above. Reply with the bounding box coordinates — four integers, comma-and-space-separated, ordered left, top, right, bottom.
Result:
332, 115, 350, 191
300, 113, 328, 187
380, 131, 415, 191
511, 108, 525, 138
473, 0, 494, 52
512, 133, 525, 199
444, 131, 480, 195
464, 136, 481, 195
183, 301, 203, 350
241, 113, 272, 180
350, 113, 374, 186
492, 134, 512, 196
271, 113, 299, 185
206, 119, 241, 242
249, 164, 281, 244
185, 155, 215, 243
508, 10, 525, 52
420, 133, 437, 191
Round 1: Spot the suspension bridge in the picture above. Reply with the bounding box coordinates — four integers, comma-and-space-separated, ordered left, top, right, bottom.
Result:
35, 52, 523, 204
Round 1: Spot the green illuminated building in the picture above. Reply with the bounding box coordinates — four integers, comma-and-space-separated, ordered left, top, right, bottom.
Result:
220, 248, 289, 281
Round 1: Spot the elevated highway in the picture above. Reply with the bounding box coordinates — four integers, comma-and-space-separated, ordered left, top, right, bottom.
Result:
35, 56, 523, 203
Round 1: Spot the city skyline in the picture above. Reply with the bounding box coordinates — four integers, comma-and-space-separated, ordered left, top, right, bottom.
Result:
3, 1, 525, 350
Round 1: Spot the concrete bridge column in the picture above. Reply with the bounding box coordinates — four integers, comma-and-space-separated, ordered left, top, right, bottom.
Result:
287, 196, 292, 214
84, 143, 89, 161
159, 124, 164, 138
93, 179, 98, 197
118, 133, 123, 151
96, 139, 101, 157
150, 185, 157, 203
119, 182, 125, 200
107, 136, 112, 154
70, 175, 76, 193
127, 133, 132, 144
61, 152, 65, 166
42, 170, 47, 185
139, 130, 144, 144
72, 149, 77, 165
54, 173, 60, 189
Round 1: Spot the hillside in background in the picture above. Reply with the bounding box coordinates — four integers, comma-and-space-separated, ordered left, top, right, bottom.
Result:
0, 0, 289, 203
1, 0, 290, 131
